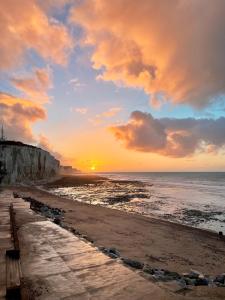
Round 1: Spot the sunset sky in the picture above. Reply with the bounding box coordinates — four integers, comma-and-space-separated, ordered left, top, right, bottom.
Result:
1, 0, 225, 171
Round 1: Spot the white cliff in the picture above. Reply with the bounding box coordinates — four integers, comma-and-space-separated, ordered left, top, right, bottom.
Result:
0, 141, 59, 185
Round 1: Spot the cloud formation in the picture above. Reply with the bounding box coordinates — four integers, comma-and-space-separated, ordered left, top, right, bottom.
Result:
0, 92, 46, 143
90, 107, 122, 125
0, 1, 72, 159
69, 78, 86, 90
0, 0, 73, 70
100, 107, 122, 118
71, 0, 225, 107
73, 107, 88, 114
11, 68, 52, 103
110, 111, 225, 157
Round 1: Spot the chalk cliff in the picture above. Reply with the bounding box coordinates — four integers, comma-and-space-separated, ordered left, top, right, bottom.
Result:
0, 141, 60, 185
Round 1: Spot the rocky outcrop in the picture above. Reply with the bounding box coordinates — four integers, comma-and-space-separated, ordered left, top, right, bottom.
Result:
0, 141, 59, 185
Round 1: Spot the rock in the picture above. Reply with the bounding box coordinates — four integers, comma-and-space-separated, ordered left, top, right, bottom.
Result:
122, 258, 144, 269
99, 247, 120, 258
143, 264, 154, 275
98, 246, 106, 252
23, 197, 64, 221
152, 274, 168, 281
40, 206, 49, 213
195, 278, 208, 286
108, 253, 118, 259
154, 269, 165, 276
106, 195, 131, 205
81, 235, 88, 240
177, 278, 187, 289
164, 270, 181, 280
182, 273, 190, 277
215, 283, 225, 287
214, 274, 225, 284
184, 278, 196, 286
53, 217, 61, 225
189, 270, 203, 279
108, 247, 120, 257
71, 228, 80, 235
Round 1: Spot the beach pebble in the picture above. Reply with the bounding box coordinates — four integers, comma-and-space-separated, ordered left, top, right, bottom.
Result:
143, 264, 154, 275
152, 274, 167, 281
184, 278, 196, 286
182, 272, 190, 277
214, 274, 225, 284
164, 270, 180, 280
53, 217, 61, 225
195, 278, 208, 286
122, 258, 144, 269
177, 278, 187, 288
189, 270, 203, 279
108, 253, 119, 259
154, 269, 165, 276
98, 247, 120, 258
108, 247, 120, 257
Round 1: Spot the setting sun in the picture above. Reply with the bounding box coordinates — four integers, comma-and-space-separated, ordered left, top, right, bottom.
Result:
91, 165, 96, 171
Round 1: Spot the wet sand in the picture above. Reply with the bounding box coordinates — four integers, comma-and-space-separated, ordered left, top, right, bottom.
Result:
10, 175, 225, 278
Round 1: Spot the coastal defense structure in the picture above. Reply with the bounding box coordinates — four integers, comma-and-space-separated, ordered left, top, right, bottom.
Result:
0, 140, 60, 185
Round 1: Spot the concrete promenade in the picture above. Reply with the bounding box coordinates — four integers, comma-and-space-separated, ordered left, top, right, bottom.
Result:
0, 190, 170, 299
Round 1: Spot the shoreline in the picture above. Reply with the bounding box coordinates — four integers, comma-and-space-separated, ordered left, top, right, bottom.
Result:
43, 174, 225, 234
9, 176, 225, 278
3, 190, 225, 299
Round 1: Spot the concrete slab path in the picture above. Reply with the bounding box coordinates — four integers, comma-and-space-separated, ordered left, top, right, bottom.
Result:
0, 189, 210, 300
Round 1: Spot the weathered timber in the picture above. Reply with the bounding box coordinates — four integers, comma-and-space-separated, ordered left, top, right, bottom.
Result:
6, 254, 22, 299
6, 203, 22, 299
9, 204, 20, 257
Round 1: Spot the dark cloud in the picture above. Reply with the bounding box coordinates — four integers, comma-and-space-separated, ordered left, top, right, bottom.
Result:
110, 111, 225, 157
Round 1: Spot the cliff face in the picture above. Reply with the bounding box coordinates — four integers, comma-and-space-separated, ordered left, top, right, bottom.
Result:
0, 141, 60, 185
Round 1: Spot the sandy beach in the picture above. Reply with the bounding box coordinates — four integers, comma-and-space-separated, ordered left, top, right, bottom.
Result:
11, 175, 225, 276
5, 175, 224, 299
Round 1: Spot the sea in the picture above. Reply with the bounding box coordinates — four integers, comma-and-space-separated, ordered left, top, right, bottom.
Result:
48, 172, 225, 233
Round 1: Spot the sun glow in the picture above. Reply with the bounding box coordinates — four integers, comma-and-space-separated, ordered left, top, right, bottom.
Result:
91, 165, 96, 171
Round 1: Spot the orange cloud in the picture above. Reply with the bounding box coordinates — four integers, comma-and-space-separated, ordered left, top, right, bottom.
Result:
101, 107, 122, 118
0, 92, 46, 142
0, 0, 73, 70
110, 111, 225, 157
11, 68, 52, 103
89, 107, 122, 125
71, 0, 225, 107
